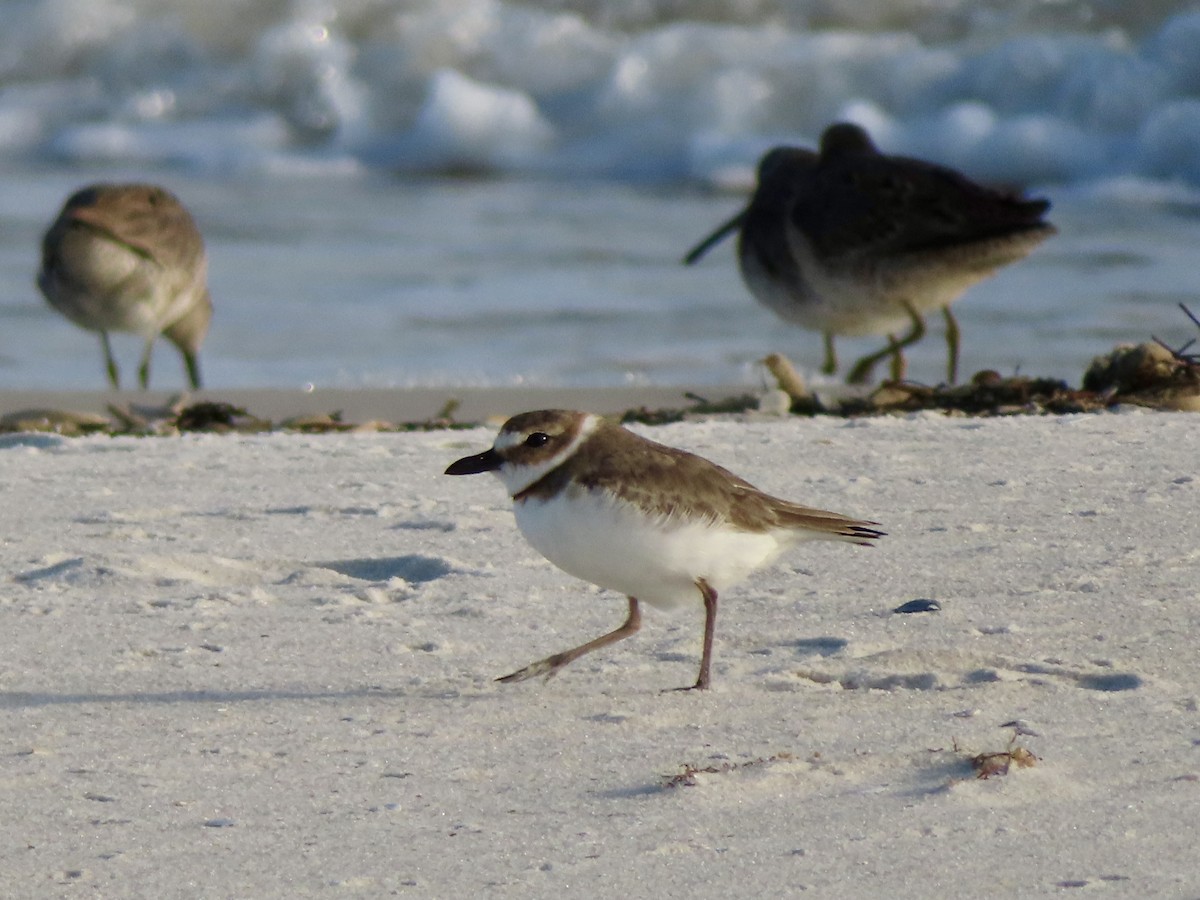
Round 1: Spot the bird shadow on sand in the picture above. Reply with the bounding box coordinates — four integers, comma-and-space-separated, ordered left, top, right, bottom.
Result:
785, 636, 849, 657
317, 554, 456, 583
0, 686, 401, 709
0, 681, 499, 710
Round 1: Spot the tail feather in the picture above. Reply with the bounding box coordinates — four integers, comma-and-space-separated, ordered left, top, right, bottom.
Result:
776, 507, 885, 546
843, 522, 886, 546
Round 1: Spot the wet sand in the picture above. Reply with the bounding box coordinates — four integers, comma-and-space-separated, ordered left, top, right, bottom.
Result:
0, 385, 743, 426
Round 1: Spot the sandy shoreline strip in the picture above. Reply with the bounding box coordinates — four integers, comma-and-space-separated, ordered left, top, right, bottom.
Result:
0, 385, 746, 425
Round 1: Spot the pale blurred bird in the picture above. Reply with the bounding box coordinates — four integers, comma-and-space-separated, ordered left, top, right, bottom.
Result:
684, 122, 1056, 384
37, 183, 213, 390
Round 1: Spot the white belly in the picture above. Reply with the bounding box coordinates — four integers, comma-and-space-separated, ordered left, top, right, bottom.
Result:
512, 488, 785, 611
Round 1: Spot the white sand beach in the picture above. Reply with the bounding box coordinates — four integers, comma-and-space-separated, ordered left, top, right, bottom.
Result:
2, 410, 1197, 898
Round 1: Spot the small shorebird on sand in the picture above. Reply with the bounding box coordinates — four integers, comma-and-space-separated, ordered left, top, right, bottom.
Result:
446, 409, 883, 690
684, 122, 1056, 384
38, 183, 213, 390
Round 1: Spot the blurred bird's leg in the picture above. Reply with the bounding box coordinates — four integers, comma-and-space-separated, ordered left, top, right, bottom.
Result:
847, 301, 925, 385
821, 333, 837, 375
182, 350, 203, 390
101, 333, 121, 389
137, 340, 154, 390
942, 306, 961, 384
887, 334, 907, 382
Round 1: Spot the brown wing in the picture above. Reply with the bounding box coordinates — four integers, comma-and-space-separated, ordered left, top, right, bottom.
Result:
63, 184, 205, 272
795, 125, 1052, 262
536, 421, 884, 545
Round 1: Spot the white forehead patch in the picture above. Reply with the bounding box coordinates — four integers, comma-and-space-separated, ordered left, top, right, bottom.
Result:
493, 425, 532, 452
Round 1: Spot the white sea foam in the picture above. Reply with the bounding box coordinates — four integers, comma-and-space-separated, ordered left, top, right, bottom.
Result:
0, 1, 1197, 186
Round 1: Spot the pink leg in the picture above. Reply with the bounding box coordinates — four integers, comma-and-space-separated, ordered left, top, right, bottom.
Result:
497, 597, 642, 684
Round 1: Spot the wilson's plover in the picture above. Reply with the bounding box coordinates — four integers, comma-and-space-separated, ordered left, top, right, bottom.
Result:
684, 122, 1056, 385
38, 183, 213, 390
445, 409, 884, 690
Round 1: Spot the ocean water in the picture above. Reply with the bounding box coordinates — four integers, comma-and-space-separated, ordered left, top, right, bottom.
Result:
1, 0, 1199, 390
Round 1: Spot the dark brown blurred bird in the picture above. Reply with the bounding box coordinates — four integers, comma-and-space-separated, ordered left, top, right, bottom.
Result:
38, 183, 213, 389
684, 122, 1056, 384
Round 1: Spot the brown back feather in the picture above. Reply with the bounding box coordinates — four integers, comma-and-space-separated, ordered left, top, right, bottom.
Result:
515, 419, 883, 544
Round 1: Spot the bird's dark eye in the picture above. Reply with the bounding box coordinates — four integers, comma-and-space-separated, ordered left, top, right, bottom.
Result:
524, 432, 550, 448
